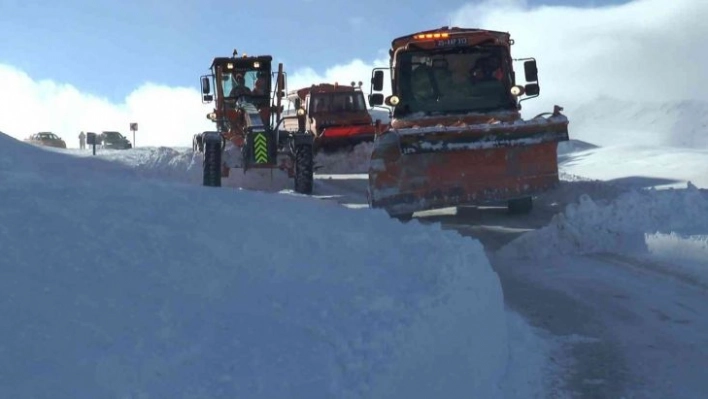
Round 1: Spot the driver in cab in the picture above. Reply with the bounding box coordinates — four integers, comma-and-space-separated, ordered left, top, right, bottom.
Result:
229, 73, 252, 97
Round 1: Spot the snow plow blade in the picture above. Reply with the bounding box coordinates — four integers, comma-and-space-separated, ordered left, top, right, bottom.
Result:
316, 124, 376, 152
368, 112, 569, 216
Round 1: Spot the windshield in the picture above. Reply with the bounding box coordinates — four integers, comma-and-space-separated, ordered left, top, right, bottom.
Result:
394, 46, 516, 117
310, 92, 367, 114
103, 132, 121, 138
221, 69, 270, 99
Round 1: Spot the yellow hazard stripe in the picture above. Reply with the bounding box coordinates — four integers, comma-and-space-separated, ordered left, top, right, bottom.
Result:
254, 133, 268, 163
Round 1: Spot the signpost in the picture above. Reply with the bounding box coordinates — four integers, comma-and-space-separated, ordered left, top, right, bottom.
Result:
130, 122, 138, 147
86, 132, 97, 156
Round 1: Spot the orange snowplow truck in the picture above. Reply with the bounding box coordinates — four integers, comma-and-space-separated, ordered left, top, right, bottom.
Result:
284, 82, 377, 153
367, 26, 570, 218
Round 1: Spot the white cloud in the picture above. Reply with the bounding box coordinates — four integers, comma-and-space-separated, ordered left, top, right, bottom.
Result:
449, 0, 708, 115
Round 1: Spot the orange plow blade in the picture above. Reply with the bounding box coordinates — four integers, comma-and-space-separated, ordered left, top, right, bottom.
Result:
321, 124, 376, 138
316, 124, 377, 152
367, 111, 569, 216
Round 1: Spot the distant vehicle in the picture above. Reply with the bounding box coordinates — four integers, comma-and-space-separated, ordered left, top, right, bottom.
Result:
99, 131, 132, 149
283, 82, 377, 154
24, 132, 67, 149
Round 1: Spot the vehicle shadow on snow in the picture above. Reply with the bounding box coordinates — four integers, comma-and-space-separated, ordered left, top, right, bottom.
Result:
415, 205, 556, 252
413, 178, 633, 252
605, 176, 684, 190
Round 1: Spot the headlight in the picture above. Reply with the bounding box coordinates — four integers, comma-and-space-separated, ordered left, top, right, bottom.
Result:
510, 85, 525, 96
389, 95, 400, 105
207, 112, 217, 120
297, 108, 306, 116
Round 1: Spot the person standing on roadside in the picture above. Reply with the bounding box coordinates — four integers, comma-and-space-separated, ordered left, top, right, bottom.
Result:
78, 131, 86, 150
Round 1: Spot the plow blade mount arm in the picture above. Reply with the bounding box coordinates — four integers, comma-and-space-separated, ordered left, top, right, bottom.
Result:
367, 113, 569, 216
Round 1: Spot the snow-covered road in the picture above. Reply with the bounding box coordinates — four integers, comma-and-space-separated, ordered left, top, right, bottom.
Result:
313, 163, 708, 398
492, 251, 708, 398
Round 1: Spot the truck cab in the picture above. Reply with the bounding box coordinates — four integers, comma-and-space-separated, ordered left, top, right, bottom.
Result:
284, 82, 376, 152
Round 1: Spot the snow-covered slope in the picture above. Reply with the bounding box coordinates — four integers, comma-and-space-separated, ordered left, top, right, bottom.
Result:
0, 132, 513, 398
567, 97, 708, 148
558, 144, 708, 189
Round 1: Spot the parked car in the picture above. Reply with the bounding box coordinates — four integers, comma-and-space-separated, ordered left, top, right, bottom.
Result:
99, 131, 132, 149
24, 132, 67, 149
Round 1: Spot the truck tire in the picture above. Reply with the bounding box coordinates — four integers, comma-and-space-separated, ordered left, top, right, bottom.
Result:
202, 133, 223, 187
294, 144, 314, 194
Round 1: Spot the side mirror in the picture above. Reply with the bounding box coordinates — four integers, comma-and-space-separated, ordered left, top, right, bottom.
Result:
278, 73, 285, 91
369, 93, 384, 106
524, 60, 538, 82
372, 70, 384, 92
294, 98, 302, 109
524, 83, 540, 96
201, 76, 211, 94
203, 94, 213, 102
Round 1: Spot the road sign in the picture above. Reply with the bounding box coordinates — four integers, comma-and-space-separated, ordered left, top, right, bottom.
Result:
86, 132, 97, 155
129, 122, 138, 147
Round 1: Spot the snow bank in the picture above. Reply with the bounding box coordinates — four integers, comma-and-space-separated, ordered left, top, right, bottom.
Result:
0, 131, 509, 398
0, 133, 139, 181
64, 141, 376, 189
65, 145, 299, 192
500, 182, 708, 262
314, 141, 374, 174
534, 172, 630, 211
644, 232, 708, 286
125, 146, 203, 184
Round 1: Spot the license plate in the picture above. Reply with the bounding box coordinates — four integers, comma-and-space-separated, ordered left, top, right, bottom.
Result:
435, 37, 468, 47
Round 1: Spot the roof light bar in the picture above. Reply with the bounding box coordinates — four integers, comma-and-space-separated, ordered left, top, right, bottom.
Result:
413, 32, 450, 39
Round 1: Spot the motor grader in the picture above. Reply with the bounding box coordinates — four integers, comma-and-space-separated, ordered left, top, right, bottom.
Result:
194, 50, 314, 193
367, 26, 570, 219
283, 82, 378, 153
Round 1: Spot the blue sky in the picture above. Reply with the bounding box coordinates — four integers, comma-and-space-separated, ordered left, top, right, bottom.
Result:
1, 0, 626, 102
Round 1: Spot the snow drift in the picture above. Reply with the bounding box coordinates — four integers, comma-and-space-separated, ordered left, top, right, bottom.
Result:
0, 132, 509, 398
499, 181, 708, 283
61, 140, 377, 187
